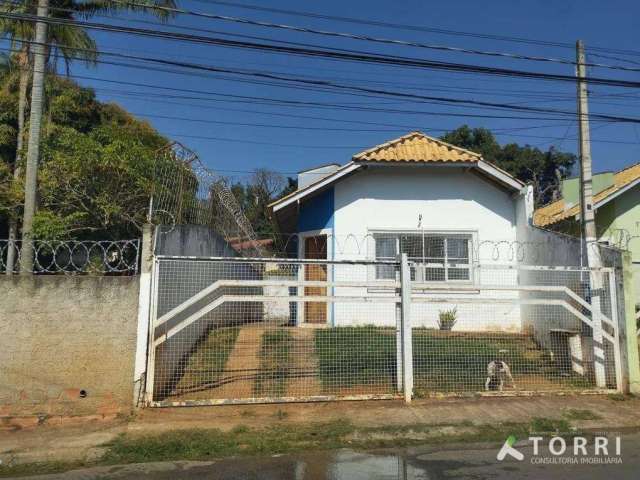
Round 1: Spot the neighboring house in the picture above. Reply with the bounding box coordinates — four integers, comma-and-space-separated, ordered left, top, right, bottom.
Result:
268, 131, 563, 330
534, 162, 640, 297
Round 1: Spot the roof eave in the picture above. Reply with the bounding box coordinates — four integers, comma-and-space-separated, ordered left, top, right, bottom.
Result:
270, 158, 523, 215
269, 162, 361, 213
476, 160, 524, 191
534, 176, 640, 227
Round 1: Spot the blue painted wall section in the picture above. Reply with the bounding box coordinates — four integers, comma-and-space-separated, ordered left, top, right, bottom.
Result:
297, 187, 335, 232
297, 187, 335, 326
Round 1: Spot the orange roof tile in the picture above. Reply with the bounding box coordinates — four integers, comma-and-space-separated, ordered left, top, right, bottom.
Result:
534, 162, 640, 227
352, 131, 481, 163
269, 131, 523, 212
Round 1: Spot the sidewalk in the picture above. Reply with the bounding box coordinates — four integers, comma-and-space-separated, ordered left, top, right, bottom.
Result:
2, 395, 640, 469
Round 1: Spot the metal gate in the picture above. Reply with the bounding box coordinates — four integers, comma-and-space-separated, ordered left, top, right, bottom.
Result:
144, 255, 622, 407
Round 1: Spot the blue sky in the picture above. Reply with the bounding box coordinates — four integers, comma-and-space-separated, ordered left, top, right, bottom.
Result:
13, 0, 640, 181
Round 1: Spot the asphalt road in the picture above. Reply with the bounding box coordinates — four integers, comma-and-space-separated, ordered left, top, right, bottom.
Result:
14, 432, 640, 480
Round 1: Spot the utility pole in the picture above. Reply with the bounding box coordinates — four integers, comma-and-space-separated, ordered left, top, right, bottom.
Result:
577, 39, 606, 388
576, 40, 599, 266
19, 0, 49, 273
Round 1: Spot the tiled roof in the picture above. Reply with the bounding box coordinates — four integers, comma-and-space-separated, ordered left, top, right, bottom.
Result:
269, 131, 522, 212
534, 162, 640, 227
352, 131, 481, 163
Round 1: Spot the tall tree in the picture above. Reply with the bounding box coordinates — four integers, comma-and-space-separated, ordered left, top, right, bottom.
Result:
1, 73, 171, 240
0, 0, 177, 271
441, 125, 576, 206
2, 0, 97, 271
19, 0, 49, 272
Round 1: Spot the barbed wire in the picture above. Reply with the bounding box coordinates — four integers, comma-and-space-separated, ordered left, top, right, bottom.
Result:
240, 232, 622, 267
151, 142, 264, 256
606, 228, 640, 251
0, 240, 140, 274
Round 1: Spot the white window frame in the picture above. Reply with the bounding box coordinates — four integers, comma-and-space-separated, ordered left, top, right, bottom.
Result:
369, 229, 477, 285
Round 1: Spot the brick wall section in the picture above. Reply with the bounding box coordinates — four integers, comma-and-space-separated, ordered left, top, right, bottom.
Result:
0, 276, 139, 421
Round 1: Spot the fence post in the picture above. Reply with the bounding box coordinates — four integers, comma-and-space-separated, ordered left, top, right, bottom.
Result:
395, 300, 403, 393
399, 253, 413, 403
609, 269, 623, 392
621, 252, 640, 394
133, 223, 154, 407
590, 289, 607, 388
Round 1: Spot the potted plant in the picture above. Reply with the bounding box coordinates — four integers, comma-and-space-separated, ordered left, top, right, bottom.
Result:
438, 307, 457, 331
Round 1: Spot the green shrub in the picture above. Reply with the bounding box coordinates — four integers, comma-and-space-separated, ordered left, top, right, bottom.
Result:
438, 308, 458, 331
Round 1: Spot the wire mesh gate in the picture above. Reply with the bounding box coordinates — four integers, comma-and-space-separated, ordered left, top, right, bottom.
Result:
145, 255, 622, 407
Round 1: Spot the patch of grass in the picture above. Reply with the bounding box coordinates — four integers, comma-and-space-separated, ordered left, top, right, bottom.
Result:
314, 327, 594, 393
0, 417, 583, 478
562, 408, 602, 421
254, 329, 293, 396
608, 393, 631, 401
0, 460, 85, 479
529, 417, 572, 434
413, 330, 561, 392
102, 420, 355, 465
314, 326, 396, 391
175, 327, 239, 392
231, 425, 250, 434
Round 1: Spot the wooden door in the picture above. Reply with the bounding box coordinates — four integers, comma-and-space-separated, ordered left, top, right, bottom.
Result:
304, 236, 327, 324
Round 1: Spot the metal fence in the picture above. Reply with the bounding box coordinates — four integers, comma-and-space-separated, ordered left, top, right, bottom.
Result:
145, 255, 621, 406
0, 239, 140, 274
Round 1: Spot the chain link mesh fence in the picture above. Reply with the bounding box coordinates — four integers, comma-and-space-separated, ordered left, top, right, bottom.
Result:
145, 256, 620, 406
151, 142, 264, 257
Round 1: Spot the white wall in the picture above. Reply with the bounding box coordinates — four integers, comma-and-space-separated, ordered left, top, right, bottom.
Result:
329, 166, 522, 331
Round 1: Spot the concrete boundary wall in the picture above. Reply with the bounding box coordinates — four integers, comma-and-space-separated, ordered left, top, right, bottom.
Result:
0, 275, 140, 421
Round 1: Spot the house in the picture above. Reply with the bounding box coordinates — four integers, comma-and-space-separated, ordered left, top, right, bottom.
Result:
268, 131, 557, 330
534, 162, 640, 297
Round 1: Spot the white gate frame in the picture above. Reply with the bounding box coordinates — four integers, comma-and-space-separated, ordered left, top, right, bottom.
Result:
144, 255, 406, 406
144, 256, 624, 407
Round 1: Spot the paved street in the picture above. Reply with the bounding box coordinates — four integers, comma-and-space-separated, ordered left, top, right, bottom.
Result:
14, 432, 640, 480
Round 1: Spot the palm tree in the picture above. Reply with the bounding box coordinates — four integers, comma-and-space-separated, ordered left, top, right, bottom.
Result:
0, 0, 176, 272
2, 0, 97, 272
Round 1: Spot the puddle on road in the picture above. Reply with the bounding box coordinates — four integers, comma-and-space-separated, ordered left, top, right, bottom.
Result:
205, 449, 440, 480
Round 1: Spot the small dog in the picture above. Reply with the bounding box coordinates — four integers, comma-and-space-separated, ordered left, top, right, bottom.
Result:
485, 358, 516, 391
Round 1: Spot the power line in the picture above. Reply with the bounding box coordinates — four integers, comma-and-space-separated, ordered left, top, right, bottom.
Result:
144, 115, 639, 145
0, 36, 590, 103
4, 55, 629, 145
161, 132, 366, 148
3, 11, 640, 91
193, 0, 640, 58
106, 0, 640, 72
588, 52, 640, 68
2, 37, 640, 126
1, 44, 582, 122
85, 85, 578, 131
68, 73, 588, 124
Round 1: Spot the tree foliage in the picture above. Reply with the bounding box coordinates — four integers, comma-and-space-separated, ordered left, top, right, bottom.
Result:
230, 169, 296, 238
441, 125, 576, 206
0, 72, 169, 239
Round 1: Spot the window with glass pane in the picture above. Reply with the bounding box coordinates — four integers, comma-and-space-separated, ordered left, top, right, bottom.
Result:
446, 236, 470, 280
373, 232, 472, 282
374, 235, 396, 279
399, 234, 422, 281
424, 236, 445, 281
